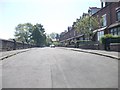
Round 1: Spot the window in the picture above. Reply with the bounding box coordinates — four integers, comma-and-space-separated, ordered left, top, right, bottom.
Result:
97, 31, 104, 41
114, 28, 118, 35
110, 27, 120, 36
118, 27, 120, 36
116, 7, 120, 21
102, 14, 107, 27
110, 29, 114, 35
116, 11, 120, 21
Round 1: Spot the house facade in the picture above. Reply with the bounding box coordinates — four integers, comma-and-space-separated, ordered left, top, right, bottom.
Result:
59, 2, 120, 49
92, 2, 120, 41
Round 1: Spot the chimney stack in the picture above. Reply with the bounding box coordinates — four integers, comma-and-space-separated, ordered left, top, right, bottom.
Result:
101, 2, 103, 8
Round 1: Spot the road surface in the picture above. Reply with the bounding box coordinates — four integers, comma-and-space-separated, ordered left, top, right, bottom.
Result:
1, 47, 118, 88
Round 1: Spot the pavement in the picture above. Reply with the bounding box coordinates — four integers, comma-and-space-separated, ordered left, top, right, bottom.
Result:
0, 49, 30, 60
61, 47, 119, 60
1, 47, 118, 88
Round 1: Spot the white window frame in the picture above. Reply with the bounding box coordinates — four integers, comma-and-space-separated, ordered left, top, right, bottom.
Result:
102, 14, 107, 27
97, 31, 104, 41
117, 11, 120, 21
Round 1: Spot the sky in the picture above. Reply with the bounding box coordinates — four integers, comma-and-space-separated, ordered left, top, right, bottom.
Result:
0, 0, 101, 39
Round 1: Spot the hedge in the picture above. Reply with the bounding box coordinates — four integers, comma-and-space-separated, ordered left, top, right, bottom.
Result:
100, 34, 120, 44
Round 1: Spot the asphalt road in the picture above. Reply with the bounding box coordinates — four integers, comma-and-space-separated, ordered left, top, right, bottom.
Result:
2, 47, 118, 88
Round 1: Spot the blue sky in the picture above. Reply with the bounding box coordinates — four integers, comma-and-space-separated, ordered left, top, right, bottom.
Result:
0, 0, 101, 39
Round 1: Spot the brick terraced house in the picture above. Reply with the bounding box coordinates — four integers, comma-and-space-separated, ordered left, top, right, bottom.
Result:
92, 2, 120, 41
59, 1, 120, 50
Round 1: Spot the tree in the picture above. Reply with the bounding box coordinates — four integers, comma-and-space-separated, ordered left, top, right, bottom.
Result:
14, 23, 33, 43
15, 23, 47, 46
46, 33, 60, 46
31, 24, 46, 46
46, 35, 52, 46
75, 16, 99, 40
49, 32, 58, 39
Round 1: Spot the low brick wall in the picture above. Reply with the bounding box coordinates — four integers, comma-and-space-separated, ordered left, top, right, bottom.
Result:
0, 39, 35, 51
79, 43, 120, 52
79, 44, 99, 50
110, 43, 120, 52
61, 42, 119, 52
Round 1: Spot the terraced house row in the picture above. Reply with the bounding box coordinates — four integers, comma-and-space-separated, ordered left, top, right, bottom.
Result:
59, 1, 120, 51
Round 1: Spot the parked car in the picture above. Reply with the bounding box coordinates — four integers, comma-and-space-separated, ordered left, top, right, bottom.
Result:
50, 44, 55, 48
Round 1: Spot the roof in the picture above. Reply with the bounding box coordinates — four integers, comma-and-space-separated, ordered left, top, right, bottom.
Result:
108, 22, 120, 28
89, 7, 101, 9
93, 26, 107, 33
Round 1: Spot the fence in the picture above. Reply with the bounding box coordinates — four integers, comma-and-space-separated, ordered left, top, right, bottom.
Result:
0, 39, 35, 51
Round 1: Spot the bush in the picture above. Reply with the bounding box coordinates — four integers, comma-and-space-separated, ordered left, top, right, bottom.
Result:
100, 34, 120, 44
52, 41, 61, 46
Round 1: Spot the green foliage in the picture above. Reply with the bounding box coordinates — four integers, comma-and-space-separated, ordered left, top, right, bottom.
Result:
46, 33, 60, 46
31, 24, 46, 46
49, 32, 57, 39
15, 23, 46, 46
52, 41, 60, 46
74, 16, 99, 40
100, 34, 120, 44
48, 32, 59, 40
15, 23, 33, 43
45, 36, 52, 46
100, 34, 113, 44
102, 34, 113, 38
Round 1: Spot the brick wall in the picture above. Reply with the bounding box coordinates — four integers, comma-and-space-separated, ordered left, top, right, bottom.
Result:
0, 39, 35, 51
92, 2, 120, 26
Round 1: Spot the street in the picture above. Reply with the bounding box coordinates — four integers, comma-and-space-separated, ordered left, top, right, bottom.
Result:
2, 47, 118, 88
